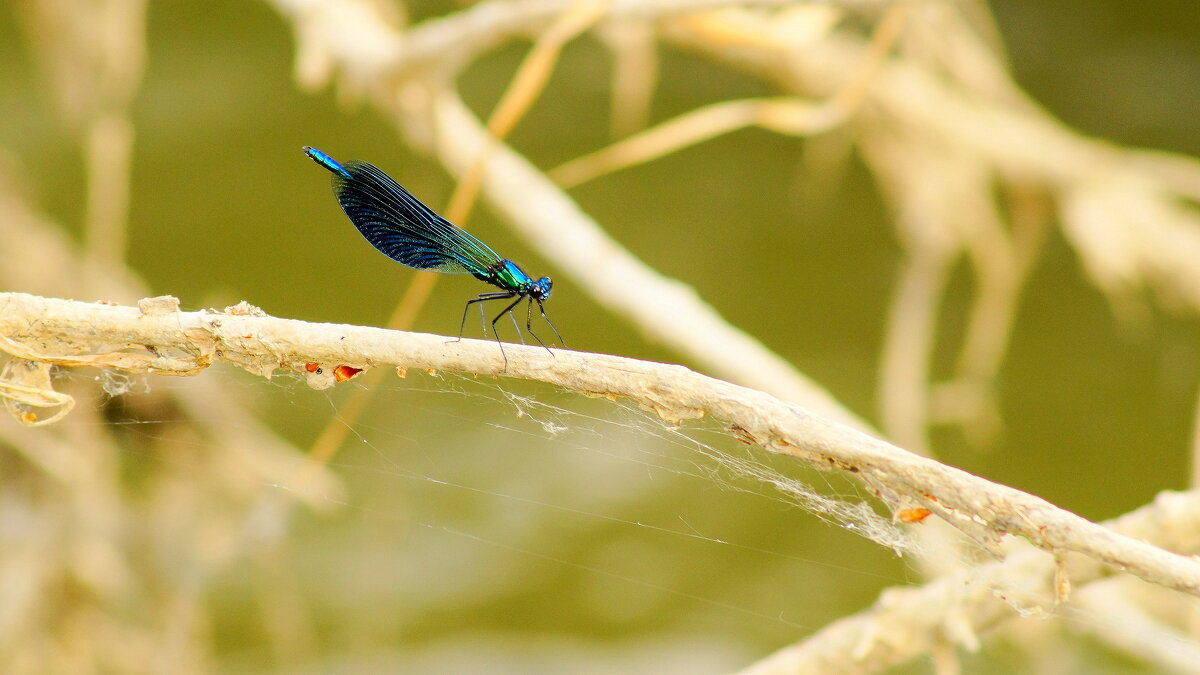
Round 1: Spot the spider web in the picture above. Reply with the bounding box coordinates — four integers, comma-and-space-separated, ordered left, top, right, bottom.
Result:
93, 367, 911, 660
5, 363, 1177, 672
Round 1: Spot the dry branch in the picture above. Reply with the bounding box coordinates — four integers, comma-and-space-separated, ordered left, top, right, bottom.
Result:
738, 489, 1200, 674
3, 291, 1199, 600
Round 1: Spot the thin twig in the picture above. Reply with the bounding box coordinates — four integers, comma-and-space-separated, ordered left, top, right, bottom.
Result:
736, 490, 1200, 674
1072, 581, 1200, 674
551, 1, 909, 187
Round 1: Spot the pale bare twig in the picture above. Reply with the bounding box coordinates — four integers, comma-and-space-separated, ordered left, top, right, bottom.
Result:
273, 0, 813, 91
3, 291, 1200, 600
933, 183, 1050, 446
445, 0, 607, 223
16, 0, 145, 267
597, 18, 658, 139
550, 96, 841, 188
737, 490, 1200, 674
1071, 581, 1200, 675
83, 113, 135, 265
1192, 385, 1200, 490
386, 0, 812, 75
876, 247, 949, 456
551, 2, 907, 188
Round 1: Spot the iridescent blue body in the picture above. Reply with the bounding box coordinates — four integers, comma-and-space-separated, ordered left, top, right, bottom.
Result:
303, 146, 562, 360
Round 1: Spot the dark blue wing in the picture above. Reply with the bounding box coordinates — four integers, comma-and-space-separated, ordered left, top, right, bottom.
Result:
331, 160, 503, 275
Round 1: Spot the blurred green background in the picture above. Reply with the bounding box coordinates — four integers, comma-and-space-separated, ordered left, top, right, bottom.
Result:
1, 1, 1199, 672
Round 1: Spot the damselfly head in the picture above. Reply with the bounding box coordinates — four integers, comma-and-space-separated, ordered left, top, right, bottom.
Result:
530, 276, 552, 301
